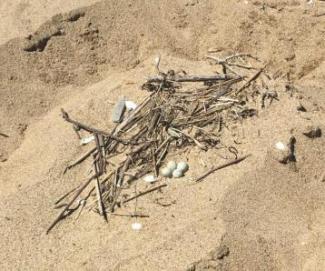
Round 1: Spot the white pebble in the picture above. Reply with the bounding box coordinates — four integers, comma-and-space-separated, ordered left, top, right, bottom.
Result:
172, 169, 184, 178
275, 141, 287, 151
177, 161, 189, 173
160, 167, 172, 177
167, 161, 177, 171
143, 175, 156, 183
131, 222, 142, 231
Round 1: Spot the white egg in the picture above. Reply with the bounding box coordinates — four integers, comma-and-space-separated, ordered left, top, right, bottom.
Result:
177, 161, 189, 173
167, 161, 177, 171
172, 169, 184, 178
160, 167, 172, 177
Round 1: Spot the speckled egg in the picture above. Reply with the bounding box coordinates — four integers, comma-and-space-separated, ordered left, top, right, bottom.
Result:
177, 161, 189, 173
160, 167, 172, 177
167, 160, 177, 171
172, 169, 184, 178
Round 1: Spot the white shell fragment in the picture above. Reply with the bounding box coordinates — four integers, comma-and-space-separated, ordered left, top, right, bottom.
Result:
125, 100, 137, 110
167, 127, 182, 138
80, 135, 95, 145
160, 167, 172, 178
167, 161, 177, 171
275, 141, 287, 151
131, 222, 142, 231
271, 140, 291, 164
177, 161, 189, 173
143, 175, 156, 183
172, 169, 184, 178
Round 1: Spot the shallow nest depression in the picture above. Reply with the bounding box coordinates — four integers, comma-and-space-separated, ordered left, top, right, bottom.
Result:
48, 54, 280, 233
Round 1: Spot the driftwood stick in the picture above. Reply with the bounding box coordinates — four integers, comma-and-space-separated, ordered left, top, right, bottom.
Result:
114, 94, 153, 135
61, 109, 131, 145
110, 213, 149, 218
63, 147, 97, 174
54, 184, 81, 205
122, 184, 167, 204
47, 174, 97, 234
195, 154, 251, 183
147, 74, 234, 83
235, 69, 263, 95
94, 159, 107, 222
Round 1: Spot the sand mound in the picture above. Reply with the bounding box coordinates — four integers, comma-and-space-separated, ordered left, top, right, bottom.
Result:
0, 0, 324, 270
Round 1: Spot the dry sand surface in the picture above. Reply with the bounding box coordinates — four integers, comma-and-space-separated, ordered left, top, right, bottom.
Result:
0, 0, 324, 270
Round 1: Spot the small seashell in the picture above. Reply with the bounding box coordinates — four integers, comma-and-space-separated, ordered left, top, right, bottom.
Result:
131, 222, 142, 231
172, 169, 184, 178
80, 135, 95, 145
125, 100, 137, 110
167, 128, 182, 138
177, 161, 189, 173
143, 175, 156, 183
167, 161, 177, 171
160, 167, 172, 178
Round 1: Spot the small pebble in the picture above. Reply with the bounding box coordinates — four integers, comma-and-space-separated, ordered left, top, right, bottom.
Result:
172, 169, 184, 178
271, 137, 295, 164
303, 126, 322, 139
275, 141, 287, 151
131, 222, 142, 231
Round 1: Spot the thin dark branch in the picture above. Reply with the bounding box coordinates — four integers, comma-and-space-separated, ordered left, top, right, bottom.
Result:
147, 74, 237, 83
0, 132, 9, 138
47, 174, 97, 234
122, 184, 167, 204
195, 155, 251, 183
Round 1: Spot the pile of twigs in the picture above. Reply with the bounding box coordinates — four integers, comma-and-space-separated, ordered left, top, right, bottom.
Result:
47, 54, 271, 233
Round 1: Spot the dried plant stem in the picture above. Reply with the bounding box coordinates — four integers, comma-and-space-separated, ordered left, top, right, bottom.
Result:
195, 155, 251, 183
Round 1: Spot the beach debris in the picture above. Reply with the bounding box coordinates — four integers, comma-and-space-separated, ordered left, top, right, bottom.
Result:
320, 171, 325, 183
261, 90, 278, 108
303, 125, 322, 139
47, 54, 275, 233
271, 136, 296, 164
131, 222, 142, 231
210, 244, 230, 260
125, 100, 137, 110
0, 153, 7, 162
112, 97, 126, 123
143, 174, 157, 183
80, 135, 95, 145
0, 132, 9, 138
195, 155, 251, 183
297, 103, 307, 112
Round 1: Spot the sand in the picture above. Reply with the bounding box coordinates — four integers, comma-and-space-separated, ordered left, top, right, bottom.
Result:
0, 0, 324, 270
